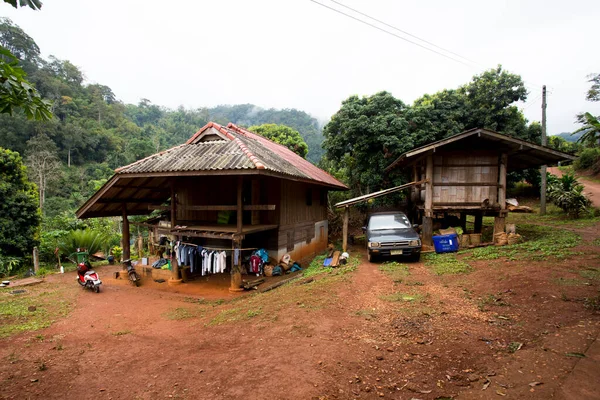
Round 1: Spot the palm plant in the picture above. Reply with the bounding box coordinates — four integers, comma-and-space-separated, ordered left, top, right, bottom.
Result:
547, 174, 591, 218
58, 229, 111, 263
573, 112, 600, 147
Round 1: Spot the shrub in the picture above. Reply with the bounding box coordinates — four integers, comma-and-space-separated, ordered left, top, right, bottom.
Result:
574, 148, 600, 172
547, 174, 591, 218
0, 253, 21, 277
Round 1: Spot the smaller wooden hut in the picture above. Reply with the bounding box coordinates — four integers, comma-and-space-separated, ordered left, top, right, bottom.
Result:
383, 128, 577, 245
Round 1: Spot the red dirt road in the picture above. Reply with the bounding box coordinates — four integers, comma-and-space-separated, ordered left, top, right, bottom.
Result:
1, 221, 600, 399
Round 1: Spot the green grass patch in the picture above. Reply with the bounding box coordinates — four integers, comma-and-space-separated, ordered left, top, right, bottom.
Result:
477, 294, 510, 311
0, 285, 76, 338
163, 307, 201, 320
380, 292, 426, 303
302, 252, 360, 279
378, 261, 410, 283
579, 268, 600, 281
554, 277, 587, 286
462, 224, 581, 262
423, 253, 472, 275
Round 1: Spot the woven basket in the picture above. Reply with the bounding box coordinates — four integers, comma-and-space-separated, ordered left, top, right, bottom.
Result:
469, 233, 482, 245
459, 234, 471, 248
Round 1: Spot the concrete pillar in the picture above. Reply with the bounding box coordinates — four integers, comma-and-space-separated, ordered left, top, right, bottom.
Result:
33, 247, 39, 273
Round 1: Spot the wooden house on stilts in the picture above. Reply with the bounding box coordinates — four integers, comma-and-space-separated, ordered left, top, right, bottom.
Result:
77, 122, 347, 291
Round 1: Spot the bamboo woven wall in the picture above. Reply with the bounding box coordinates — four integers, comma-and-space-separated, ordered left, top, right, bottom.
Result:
425, 152, 499, 205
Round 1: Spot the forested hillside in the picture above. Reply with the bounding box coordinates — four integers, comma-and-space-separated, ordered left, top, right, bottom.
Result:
0, 18, 325, 219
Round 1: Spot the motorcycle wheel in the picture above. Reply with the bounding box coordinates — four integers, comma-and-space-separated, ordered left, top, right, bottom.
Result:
134, 273, 141, 286
94, 285, 100, 293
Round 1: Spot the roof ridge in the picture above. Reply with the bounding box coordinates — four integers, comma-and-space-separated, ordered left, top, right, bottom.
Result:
186, 122, 236, 144
233, 137, 265, 169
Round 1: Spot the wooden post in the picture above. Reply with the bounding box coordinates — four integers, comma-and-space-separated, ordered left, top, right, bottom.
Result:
251, 178, 260, 225
230, 177, 244, 292
33, 247, 39, 273
423, 155, 434, 246
498, 153, 507, 209
122, 204, 130, 261
342, 206, 349, 252
168, 181, 181, 285
460, 213, 467, 232
474, 214, 483, 234
493, 215, 506, 241
237, 176, 243, 234
229, 236, 244, 292
540, 85, 547, 215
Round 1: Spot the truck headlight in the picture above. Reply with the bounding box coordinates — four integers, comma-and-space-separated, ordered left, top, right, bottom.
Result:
368, 242, 380, 248
409, 239, 421, 247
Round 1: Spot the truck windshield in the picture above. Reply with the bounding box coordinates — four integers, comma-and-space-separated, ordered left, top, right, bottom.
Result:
369, 214, 411, 230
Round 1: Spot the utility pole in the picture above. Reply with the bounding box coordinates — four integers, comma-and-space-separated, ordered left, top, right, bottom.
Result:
540, 85, 547, 215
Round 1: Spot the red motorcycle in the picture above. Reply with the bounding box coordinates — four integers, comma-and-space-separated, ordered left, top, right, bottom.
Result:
76, 261, 102, 293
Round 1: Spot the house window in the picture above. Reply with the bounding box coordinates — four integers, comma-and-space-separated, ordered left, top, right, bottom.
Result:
306, 189, 312, 206
320, 189, 327, 206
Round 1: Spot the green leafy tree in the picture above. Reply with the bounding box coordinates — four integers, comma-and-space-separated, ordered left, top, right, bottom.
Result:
323, 91, 411, 195
585, 73, 600, 102
0, 147, 40, 258
248, 123, 309, 158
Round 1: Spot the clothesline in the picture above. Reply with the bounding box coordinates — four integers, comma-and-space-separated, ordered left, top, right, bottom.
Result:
179, 241, 257, 252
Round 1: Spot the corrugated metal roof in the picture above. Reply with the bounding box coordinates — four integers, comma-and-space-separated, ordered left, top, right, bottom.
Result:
116, 122, 347, 189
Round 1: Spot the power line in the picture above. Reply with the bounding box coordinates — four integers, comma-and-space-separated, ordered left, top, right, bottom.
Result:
311, 0, 548, 92
328, 0, 484, 69
308, 0, 478, 69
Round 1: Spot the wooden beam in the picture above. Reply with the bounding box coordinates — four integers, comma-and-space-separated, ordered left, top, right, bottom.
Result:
498, 153, 507, 209
423, 217, 433, 246
334, 180, 427, 208
113, 184, 169, 191
244, 204, 276, 211
425, 155, 433, 217
230, 236, 244, 292
433, 182, 502, 187
122, 204, 130, 261
97, 198, 166, 204
165, 204, 276, 212
433, 163, 498, 167
474, 215, 483, 233
148, 205, 170, 211
170, 181, 176, 230
342, 206, 349, 252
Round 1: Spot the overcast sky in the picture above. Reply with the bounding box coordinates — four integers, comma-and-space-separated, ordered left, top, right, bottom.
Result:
3, 0, 599, 135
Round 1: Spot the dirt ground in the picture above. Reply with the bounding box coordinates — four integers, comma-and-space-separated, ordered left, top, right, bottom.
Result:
1, 218, 599, 399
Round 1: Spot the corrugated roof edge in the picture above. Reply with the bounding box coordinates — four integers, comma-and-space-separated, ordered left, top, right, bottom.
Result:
115, 142, 188, 173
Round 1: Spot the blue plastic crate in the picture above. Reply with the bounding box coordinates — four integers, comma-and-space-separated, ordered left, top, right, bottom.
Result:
432, 234, 459, 253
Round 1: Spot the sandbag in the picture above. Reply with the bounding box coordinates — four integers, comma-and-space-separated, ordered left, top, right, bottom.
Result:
494, 232, 508, 246
263, 264, 274, 277
507, 233, 521, 245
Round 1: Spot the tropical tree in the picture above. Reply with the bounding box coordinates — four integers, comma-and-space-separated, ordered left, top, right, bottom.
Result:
323, 91, 411, 195
0, 147, 40, 258
573, 112, 600, 147
25, 132, 62, 211
248, 123, 309, 158
547, 173, 591, 218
